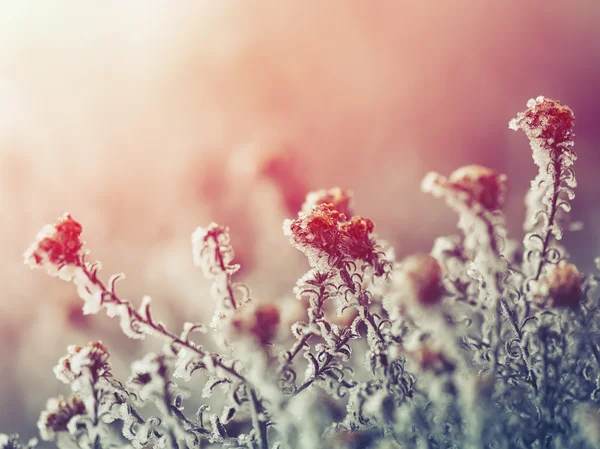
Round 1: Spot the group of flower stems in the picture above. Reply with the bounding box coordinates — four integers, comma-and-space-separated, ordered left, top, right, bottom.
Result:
15, 96, 597, 449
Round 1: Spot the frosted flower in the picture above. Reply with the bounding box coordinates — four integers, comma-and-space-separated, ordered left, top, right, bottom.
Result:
54, 341, 110, 385
24, 214, 85, 280
301, 187, 354, 218
448, 165, 507, 211
534, 261, 583, 308
393, 254, 444, 307
228, 302, 281, 345
509, 96, 575, 167
37, 395, 86, 441
192, 223, 240, 278
284, 203, 377, 268
284, 203, 346, 265
339, 216, 376, 261
422, 165, 506, 211
509, 96, 575, 148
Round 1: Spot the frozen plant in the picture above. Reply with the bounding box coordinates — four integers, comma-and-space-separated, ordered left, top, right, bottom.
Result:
6, 96, 600, 448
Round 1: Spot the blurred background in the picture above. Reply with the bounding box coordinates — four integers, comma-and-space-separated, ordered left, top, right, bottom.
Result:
1, 0, 600, 439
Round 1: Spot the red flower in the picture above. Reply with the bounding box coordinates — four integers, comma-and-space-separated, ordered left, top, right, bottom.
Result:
285, 203, 347, 262
509, 96, 575, 147
285, 201, 379, 269
448, 165, 507, 211
25, 214, 84, 270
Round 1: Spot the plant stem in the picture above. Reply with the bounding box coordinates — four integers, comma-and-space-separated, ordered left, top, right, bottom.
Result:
533, 153, 562, 282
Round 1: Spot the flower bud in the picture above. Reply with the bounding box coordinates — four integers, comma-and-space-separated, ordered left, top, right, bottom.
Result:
534, 261, 583, 308
397, 254, 444, 307
284, 202, 378, 269
509, 96, 575, 149
38, 395, 86, 441
448, 165, 507, 211
24, 214, 85, 279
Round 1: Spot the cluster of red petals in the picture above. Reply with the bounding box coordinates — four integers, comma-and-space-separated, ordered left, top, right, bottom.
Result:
510, 96, 575, 146
288, 203, 376, 266
41, 395, 86, 433
339, 216, 375, 260
32, 214, 84, 267
401, 254, 444, 306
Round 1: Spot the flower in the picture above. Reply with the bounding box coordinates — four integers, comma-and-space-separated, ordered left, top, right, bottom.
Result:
284, 202, 377, 269
534, 261, 584, 308
509, 96, 576, 169
54, 341, 110, 385
422, 165, 507, 212
509, 96, 575, 148
448, 165, 507, 211
339, 216, 375, 261
24, 214, 85, 279
229, 302, 281, 345
396, 254, 444, 307
284, 203, 347, 265
37, 395, 86, 441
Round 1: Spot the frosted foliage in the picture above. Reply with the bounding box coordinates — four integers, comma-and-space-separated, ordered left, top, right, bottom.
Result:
15, 97, 600, 448
510, 97, 578, 279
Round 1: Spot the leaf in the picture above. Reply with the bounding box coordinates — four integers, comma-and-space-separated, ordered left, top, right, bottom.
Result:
196, 404, 210, 426
336, 345, 352, 362
202, 376, 231, 398
180, 322, 208, 343
220, 406, 237, 424
210, 415, 228, 441
304, 352, 320, 379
